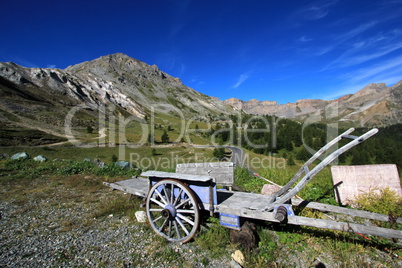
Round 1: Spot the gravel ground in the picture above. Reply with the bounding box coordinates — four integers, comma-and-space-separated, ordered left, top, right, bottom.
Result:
0, 187, 232, 268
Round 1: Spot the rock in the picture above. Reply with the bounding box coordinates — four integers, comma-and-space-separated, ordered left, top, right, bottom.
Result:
0, 153, 9, 159
114, 161, 132, 169
92, 159, 106, 168
83, 158, 91, 162
261, 184, 280, 195
34, 155, 47, 162
135, 211, 147, 223
11, 152, 29, 160
230, 259, 243, 268
231, 250, 244, 267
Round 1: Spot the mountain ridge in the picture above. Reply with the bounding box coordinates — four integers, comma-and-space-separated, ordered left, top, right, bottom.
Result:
0, 53, 401, 147
224, 81, 402, 127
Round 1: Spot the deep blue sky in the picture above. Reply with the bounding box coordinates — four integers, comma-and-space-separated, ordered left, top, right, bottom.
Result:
1, 0, 402, 104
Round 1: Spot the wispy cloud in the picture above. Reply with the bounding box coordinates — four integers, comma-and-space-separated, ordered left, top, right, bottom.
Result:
322, 55, 402, 99
324, 29, 402, 69
232, 73, 250, 88
295, 0, 338, 21
316, 21, 378, 57
343, 55, 402, 84
298, 36, 312, 42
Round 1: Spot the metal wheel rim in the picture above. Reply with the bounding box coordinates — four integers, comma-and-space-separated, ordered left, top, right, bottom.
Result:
146, 179, 200, 244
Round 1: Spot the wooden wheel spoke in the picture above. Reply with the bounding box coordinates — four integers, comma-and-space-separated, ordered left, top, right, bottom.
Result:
159, 186, 169, 205
150, 197, 165, 208
167, 220, 172, 238
170, 183, 175, 204
173, 220, 181, 239
175, 217, 190, 235
177, 213, 195, 226
175, 198, 191, 209
176, 209, 195, 214
158, 218, 169, 232
152, 215, 163, 223
173, 188, 183, 206
149, 208, 163, 212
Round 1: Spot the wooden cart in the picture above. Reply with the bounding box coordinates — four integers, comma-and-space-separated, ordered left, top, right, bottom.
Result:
104, 128, 402, 244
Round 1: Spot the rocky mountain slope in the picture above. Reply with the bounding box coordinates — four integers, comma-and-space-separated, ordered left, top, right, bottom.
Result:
225, 82, 402, 127
0, 53, 233, 144
0, 52, 401, 146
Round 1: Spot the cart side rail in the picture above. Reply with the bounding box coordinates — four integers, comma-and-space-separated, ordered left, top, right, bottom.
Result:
266, 128, 379, 210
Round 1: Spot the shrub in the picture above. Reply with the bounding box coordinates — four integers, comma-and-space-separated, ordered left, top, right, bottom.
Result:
352, 187, 402, 228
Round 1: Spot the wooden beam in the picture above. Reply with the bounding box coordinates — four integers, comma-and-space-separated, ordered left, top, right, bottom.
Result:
292, 199, 402, 224
215, 206, 402, 239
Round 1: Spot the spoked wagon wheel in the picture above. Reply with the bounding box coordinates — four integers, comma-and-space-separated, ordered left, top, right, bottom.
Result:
146, 179, 200, 244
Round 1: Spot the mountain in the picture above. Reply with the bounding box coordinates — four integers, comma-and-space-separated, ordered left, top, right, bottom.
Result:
224, 82, 402, 127
0, 53, 232, 145
1, 53, 401, 146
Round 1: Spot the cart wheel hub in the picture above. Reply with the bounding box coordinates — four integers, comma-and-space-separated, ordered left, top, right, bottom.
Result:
162, 205, 176, 219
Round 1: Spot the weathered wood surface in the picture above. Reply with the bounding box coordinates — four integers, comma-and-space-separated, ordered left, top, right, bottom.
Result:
215, 194, 402, 239
103, 177, 149, 197
141, 171, 212, 182
291, 198, 402, 224
216, 190, 274, 211
176, 162, 234, 186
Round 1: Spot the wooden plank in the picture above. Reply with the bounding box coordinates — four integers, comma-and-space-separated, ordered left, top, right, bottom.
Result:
292, 198, 402, 224
141, 171, 212, 182
176, 162, 234, 186
216, 190, 274, 211
287, 216, 402, 239
103, 177, 149, 197
215, 203, 402, 239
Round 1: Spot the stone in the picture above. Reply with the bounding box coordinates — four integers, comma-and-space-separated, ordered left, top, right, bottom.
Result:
115, 161, 132, 169
83, 158, 91, 162
92, 159, 106, 168
11, 152, 29, 160
261, 184, 280, 195
231, 250, 244, 266
331, 164, 402, 205
34, 155, 47, 162
0, 153, 9, 159
135, 211, 147, 223
230, 260, 242, 268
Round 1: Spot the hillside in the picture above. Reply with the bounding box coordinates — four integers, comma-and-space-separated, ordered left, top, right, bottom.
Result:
225, 81, 402, 127
0, 53, 233, 145
1, 53, 401, 147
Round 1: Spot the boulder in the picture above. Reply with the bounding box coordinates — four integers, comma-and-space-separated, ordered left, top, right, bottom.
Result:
11, 152, 29, 160
231, 250, 244, 266
0, 153, 9, 160
115, 161, 132, 169
34, 155, 47, 162
92, 159, 106, 168
261, 184, 281, 195
135, 211, 147, 223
